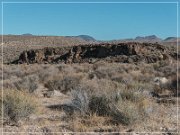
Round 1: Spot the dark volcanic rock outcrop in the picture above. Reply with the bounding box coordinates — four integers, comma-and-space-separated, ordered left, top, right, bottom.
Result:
12, 42, 177, 64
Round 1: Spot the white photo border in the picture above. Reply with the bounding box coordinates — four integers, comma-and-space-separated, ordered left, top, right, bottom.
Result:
1, 1, 179, 134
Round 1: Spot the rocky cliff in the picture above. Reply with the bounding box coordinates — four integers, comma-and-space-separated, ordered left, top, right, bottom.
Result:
12, 42, 178, 64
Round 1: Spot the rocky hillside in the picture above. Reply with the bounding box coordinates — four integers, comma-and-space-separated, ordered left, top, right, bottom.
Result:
11, 42, 178, 64
1, 35, 98, 63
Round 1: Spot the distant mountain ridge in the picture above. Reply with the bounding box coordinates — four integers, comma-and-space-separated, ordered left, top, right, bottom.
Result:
164, 37, 179, 42
77, 35, 96, 42
20, 34, 96, 42
4, 33, 179, 44
21, 33, 34, 36
108, 35, 179, 45
134, 35, 162, 42
66, 35, 96, 42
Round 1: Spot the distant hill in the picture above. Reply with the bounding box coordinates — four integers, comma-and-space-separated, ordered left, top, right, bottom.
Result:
77, 35, 96, 42
164, 37, 179, 42
134, 35, 162, 42
162, 37, 180, 46
106, 35, 162, 43
21, 33, 34, 36
107, 35, 179, 46
66, 35, 96, 42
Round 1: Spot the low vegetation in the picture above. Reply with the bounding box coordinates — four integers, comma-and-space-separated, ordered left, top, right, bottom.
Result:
1, 60, 178, 132
0, 89, 37, 124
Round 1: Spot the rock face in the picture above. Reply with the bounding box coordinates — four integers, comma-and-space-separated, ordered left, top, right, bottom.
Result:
12, 42, 177, 64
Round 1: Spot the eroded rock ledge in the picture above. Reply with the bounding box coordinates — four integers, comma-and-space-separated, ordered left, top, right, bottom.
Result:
11, 42, 177, 64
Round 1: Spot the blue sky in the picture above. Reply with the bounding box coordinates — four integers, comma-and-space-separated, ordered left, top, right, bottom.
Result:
0, 0, 179, 40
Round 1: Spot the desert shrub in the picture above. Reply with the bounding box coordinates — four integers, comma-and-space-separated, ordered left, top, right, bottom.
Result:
56, 64, 77, 74
89, 95, 111, 116
14, 74, 39, 93
140, 64, 154, 74
44, 75, 63, 91
93, 70, 109, 79
92, 64, 128, 80
38, 65, 59, 82
79, 78, 117, 95
118, 90, 142, 102
111, 100, 146, 125
152, 61, 171, 72
3, 79, 16, 90
45, 75, 81, 93
70, 88, 89, 115
152, 62, 161, 71
111, 73, 133, 85
169, 75, 180, 96
154, 63, 177, 77
126, 81, 153, 93
88, 92, 148, 125
71, 113, 110, 132
72, 63, 91, 73
68, 81, 151, 126
131, 70, 155, 83
3, 65, 25, 79
3, 75, 22, 90
0, 89, 37, 123
109, 89, 151, 125
115, 82, 152, 102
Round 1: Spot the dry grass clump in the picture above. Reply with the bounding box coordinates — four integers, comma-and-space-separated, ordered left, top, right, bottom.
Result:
38, 65, 60, 82
3, 65, 25, 79
2, 74, 39, 93
126, 81, 153, 93
71, 113, 112, 132
111, 73, 133, 85
45, 73, 84, 93
70, 87, 89, 115
14, 74, 39, 93
88, 95, 111, 116
157, 65, 177, 77
0, 89, 37, 124
112, 98, 152, 126
118, 89, 142, 102
92, 93, 150, 126
90, 63, 131, 80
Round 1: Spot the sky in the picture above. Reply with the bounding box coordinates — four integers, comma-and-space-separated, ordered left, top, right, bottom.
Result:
0, 0, 179, 40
